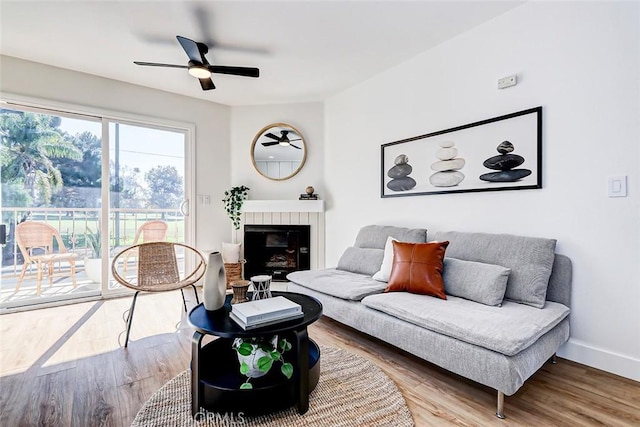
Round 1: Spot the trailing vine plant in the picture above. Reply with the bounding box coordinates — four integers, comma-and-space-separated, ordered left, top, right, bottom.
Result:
222, 185, 249, 230
234, 336, 293, 389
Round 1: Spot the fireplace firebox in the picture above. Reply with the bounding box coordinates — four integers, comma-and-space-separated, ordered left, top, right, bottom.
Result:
243, 225, 310, 281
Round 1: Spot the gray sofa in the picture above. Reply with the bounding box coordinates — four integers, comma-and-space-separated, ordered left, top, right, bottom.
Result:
287, 225, 572, 418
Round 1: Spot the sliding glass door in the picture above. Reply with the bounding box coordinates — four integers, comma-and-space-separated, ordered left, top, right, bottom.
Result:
104, 120, 190, 295
0, 103, 194, 309
1, 107, 103, 309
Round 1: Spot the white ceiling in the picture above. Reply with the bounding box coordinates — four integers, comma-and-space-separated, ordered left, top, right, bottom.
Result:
0, 1, 522, 106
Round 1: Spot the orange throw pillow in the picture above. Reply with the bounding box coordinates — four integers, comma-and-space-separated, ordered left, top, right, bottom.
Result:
385, 241, 449, 299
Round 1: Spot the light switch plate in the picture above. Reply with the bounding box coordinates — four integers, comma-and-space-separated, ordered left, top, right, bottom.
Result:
608, 175, 627, 197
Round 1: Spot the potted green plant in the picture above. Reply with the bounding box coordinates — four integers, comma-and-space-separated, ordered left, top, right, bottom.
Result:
86, 228, 102, 259
222, 185, 250, 230
84, 227, 102, 283
232, 335, 293, 389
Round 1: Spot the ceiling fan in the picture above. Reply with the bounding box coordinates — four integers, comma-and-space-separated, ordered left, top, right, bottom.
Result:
134, 35, 259, 91
261, 130, 302, 149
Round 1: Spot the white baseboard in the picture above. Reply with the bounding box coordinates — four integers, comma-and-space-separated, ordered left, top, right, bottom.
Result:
558, 338, 640, 382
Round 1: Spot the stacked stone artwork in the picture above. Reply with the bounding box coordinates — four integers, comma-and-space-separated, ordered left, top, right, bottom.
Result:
387, 154, 416, 191
479, 141, 531, 182
429, 141, 465, 187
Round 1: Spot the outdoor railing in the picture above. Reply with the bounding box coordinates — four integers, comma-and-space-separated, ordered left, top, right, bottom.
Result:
1, 207, 184, 276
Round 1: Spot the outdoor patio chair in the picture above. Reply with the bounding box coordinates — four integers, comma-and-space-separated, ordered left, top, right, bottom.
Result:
15, 221, 78, 295
131, 219, 169, 244
121, 220, 169, 273
111, 241, 205, 347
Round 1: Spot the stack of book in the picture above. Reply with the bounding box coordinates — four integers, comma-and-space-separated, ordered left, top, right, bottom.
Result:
299, 193, 319, 200
230, 296, 303, 330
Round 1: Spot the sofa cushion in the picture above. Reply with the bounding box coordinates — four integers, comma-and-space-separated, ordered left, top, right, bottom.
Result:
337, 247, 384, 276
287, 269, 386, 301
386, 241, 449, 299
432, 231, 556, 308
337, 225, 428, 277
361, 292, 570, 356
354, 225, 427, 249
443, 258, 510, 306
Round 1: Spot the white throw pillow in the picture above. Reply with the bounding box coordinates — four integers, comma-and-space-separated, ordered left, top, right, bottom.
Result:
222, 242, 241, 263
372, 236, 397, 282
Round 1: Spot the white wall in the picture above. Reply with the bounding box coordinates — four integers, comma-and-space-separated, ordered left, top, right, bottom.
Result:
230, 103, 325, 201
0, 55, 232, 251
324, 2, 639, 380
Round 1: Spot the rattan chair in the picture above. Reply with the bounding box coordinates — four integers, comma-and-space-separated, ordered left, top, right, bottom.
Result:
121, 220, 169, 273
15, 221, 78, 295
111, 241, 205, 347
131, 220, 169, 244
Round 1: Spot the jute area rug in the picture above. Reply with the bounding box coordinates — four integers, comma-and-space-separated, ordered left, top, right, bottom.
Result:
132, 345, 414, 427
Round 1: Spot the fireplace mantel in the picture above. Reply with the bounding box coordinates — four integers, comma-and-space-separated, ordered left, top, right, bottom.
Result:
243, 200, 324, 213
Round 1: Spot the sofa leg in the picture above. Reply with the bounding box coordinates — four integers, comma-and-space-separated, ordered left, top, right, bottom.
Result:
496, 391, 505, 419
551, 353, 557, 364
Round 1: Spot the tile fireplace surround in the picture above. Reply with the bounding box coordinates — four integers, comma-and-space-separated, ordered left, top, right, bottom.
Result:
233, 200, 325, 271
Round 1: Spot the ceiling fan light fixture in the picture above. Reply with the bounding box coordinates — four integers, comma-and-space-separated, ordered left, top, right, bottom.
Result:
279, 141, 290, 146
188, 65, 211, 79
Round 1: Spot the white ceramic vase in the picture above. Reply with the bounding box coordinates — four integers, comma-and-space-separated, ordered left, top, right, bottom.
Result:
84, 257, 102, 283
203, 251, 226, 311
84, 257, 114, 283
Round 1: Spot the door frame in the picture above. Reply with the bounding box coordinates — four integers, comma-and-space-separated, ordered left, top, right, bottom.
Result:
1, 93, 197, 300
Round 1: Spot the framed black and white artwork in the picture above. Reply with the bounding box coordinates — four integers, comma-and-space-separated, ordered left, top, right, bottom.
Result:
381, 106, 542, 197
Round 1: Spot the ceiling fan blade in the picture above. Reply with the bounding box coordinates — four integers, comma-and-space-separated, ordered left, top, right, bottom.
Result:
207, 65, 260, 78
192, 5, 216, 48
199, 78, 216, 91
290, 144, 302, 149
134, 61, 188, 69
264, 133, 281, 141
261, 141, 280, 147
289, 138, 302, 142
177, 35, 205, 63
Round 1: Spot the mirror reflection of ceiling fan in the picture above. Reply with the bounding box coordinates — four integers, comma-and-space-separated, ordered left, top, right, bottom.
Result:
261, 130, 302, 149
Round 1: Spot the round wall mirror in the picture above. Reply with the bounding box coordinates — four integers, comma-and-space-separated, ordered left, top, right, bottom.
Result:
251, 123, 307, 181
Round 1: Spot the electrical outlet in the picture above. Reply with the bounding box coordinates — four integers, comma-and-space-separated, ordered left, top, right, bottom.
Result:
203, 195, 211, 205
498, 75, 517, 89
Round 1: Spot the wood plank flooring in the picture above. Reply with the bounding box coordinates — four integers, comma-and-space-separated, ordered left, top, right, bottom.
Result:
1, 291, 638, 426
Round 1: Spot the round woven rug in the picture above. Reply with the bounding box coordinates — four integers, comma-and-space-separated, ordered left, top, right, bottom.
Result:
132, 345, 414, 427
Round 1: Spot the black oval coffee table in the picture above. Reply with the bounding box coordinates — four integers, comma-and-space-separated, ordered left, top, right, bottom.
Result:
188, 291, 323, 417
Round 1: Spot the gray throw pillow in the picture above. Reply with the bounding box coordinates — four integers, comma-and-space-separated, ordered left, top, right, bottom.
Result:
432, 231, 557, 308
354, 225, 427, 249
443, 258, 511, 306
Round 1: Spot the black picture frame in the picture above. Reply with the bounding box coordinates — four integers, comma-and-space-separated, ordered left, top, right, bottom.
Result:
381, 106, 542, 197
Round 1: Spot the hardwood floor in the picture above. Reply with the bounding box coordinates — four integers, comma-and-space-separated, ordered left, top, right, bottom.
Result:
1, 291, 638, 426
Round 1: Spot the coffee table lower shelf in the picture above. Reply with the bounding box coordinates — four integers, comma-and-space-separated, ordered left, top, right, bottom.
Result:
196, 337, 321, 415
